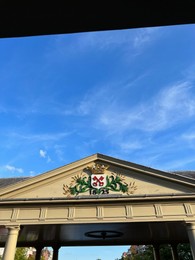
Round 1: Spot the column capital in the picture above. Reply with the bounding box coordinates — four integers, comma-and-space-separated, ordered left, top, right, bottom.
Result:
186, 222, 195, 230
5, 225, 20, 230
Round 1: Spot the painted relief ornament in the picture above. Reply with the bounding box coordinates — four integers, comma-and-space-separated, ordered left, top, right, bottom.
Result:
63, 163, 137, 197
90, 164, 108, 189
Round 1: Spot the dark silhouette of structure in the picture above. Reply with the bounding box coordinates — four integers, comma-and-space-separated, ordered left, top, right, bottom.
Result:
0, 2, 195, 38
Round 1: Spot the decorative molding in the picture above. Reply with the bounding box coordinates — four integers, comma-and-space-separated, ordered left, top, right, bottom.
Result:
39, 208, 47, 221
154, 204, 163, 218
125, 205, 133, 218
1, 202, 195, 225
184, 203, 194, 217
11, 208, 19, 222
97, 206, 104, 219
68, 207, 75, 220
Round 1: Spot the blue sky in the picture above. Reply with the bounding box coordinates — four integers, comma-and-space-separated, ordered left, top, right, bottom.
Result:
0, 24, 195, 259
59, 246, 128, 260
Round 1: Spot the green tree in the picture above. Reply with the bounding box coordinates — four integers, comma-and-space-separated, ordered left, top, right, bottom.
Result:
133, 245, 154, 260
159, 244, 193, 260
178, 243, 193, 260
14, 247, 28, 260
127, 246, 153, 260
118, 243, 193, 260
159, 244, 172, 260
28, 255, 35, 260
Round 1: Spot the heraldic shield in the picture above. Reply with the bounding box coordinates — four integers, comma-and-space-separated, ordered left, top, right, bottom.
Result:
91, 174, 107, 189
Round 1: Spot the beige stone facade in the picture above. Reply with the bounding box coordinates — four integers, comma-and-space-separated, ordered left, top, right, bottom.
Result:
0, 153, 195, 260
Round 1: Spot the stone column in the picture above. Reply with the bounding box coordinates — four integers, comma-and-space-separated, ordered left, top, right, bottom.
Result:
153, 244, 161, 260
186, 222, 195, 259
170, 244, 179, 260
2, 225, 20, 260
53, 245, 60, 260
35, 246, 42, 260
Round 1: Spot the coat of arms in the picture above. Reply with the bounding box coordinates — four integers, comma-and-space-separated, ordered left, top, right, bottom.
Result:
63, 163, 137, 197
90, 164, 108, 189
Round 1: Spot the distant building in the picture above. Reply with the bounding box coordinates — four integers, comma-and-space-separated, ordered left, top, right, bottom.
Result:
0, 247, 53, 260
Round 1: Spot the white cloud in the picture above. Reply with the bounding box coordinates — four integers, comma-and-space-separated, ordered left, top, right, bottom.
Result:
96, 80, 195, 133
47, 156, 52, 163
54, 144, 66, 161
147, 82, 195, 130
29, 171, 36, 176
5, 165, 24, 174
160, 156, 195, 171
76, 75, 195, 137
77, 85, 110, 116
39, 149, 52, 163
49, 27, 161, 62
133, 27, 160, 49
39, 149, 47, 158
181, 131, 195, 150
182, 133, 195, 140
7, 132, 70, 143
117, 139, 143, 153
77, 30, 134, 50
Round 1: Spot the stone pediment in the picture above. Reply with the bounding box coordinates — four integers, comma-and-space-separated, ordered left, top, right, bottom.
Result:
0, 153, 195, 200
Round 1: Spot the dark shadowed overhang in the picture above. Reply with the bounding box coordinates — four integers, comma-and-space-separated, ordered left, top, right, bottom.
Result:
0, 2, 195, 38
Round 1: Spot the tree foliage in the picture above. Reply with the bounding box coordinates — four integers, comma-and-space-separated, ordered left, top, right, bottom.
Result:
159, 244, 172, 260
13, 247, 45, 260
14, 247, 28, 260
118, 243, 192, 260
178, 243, 193, 260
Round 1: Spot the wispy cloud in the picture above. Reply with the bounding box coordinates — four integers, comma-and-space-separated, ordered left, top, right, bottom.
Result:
6, 132, 70, 143
5, 165, 24, 174
181, 130, 195, 150
94, 80, 195, 133
29, 170, 37, 176
39, 149, 51, 163
160, 156, 195, 171
115, 138, 143, 153
143, 81, 195, 131
48, 27, 161, 62
182, 133, 195, 141
77, 30, 134, 51
78, 27, 160, 54
133, 27, 160, 49
39, 149, 47, 158
54, 144, 67, 162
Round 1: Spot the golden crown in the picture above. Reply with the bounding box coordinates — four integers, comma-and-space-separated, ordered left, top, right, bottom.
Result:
87, 163, 109, 174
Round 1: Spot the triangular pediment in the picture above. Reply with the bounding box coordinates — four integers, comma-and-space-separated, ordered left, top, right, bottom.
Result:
0, 154, 195, 200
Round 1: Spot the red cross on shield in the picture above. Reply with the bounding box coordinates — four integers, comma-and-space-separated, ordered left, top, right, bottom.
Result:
91, 174, 107, 189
